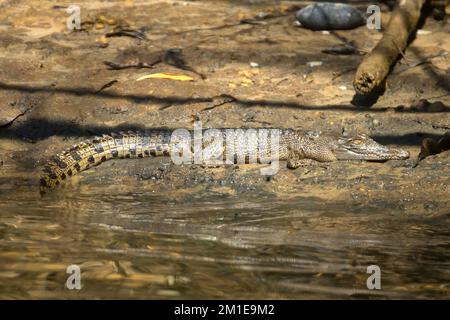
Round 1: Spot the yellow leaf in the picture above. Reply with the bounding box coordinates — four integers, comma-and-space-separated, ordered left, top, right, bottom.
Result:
136, 73, 194, 81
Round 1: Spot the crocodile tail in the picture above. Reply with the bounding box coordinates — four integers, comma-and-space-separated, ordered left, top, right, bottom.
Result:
39, 131, 171, 194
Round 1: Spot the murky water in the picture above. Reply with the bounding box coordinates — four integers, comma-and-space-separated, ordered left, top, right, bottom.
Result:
0, 181, 449, 299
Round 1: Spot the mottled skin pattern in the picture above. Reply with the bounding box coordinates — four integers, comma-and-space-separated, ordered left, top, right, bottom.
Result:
40, 129, 409, 193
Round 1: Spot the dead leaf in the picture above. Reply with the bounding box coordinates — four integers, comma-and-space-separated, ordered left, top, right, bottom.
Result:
136, 73, 194, 81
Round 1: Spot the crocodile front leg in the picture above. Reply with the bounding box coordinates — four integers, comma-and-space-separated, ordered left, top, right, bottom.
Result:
286, 158, 319, 169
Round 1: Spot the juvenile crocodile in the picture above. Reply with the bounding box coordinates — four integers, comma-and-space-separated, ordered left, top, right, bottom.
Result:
40, 129, 409, 192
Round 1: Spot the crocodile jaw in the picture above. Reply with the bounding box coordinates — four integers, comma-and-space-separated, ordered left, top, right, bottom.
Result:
333, 135, 410, 161
335, 147, 410, 161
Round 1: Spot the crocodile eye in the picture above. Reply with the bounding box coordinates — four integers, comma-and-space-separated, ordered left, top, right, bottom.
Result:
352, 139, 362, 145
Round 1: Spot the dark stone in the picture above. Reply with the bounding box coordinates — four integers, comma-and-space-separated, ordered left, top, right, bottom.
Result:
296, 3, 365, 31
424, 203, 436, 210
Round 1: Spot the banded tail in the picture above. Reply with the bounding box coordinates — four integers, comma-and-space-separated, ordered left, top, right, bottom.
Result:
40, 131, 172, 193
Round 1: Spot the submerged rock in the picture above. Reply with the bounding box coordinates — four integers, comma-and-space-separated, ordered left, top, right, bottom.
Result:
295, 3, 366, 31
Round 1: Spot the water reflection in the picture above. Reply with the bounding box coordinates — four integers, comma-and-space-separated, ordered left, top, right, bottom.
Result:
0, 184, 448, 299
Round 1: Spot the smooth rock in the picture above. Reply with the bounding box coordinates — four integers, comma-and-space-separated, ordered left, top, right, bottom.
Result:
296, 3, 366, 31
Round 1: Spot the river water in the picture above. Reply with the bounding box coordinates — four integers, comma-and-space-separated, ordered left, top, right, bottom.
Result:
0, 181, 448, 299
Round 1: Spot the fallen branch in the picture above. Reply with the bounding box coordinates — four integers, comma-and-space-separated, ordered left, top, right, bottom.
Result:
353, 0, 426, 95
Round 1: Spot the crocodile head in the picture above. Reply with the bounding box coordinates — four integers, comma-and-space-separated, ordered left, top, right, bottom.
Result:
333, 134, 409, 161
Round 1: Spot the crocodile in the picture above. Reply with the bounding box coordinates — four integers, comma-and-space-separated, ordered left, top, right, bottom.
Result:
39, 129, 409, 193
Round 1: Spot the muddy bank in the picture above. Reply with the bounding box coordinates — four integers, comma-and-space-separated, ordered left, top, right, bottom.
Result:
0, 0, 449, 299
0, 0, 448, 205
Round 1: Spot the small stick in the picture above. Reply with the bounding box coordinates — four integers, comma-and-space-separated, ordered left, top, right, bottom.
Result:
96, 80, 118, 93
393, 50, 448, 74
353, 0, 426, 95
103, 60, 161, 70
105, 28, 147, 40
